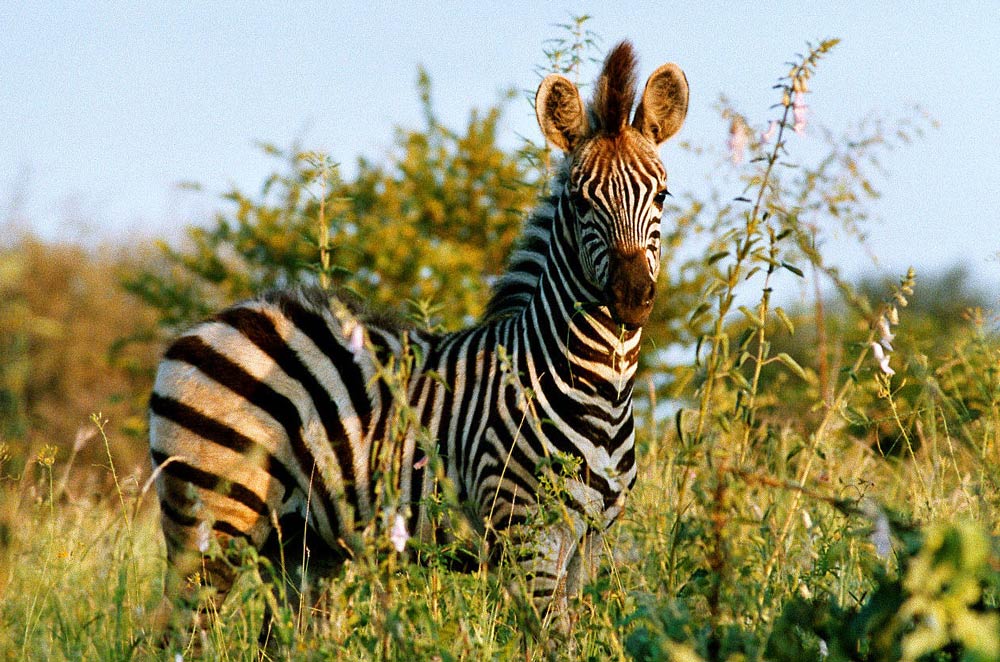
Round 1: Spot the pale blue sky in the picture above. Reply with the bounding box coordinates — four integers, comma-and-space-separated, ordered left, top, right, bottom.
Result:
2, 2, 998, 297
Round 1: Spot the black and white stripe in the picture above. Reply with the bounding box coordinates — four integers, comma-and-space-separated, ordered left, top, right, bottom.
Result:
150, 40, 688, 634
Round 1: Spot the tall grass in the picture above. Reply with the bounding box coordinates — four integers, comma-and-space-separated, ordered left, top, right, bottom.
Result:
2, 320, 999, 660
2, 343, 997, 660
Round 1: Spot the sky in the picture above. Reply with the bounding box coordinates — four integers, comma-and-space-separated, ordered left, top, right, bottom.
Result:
2, 1, 999, 300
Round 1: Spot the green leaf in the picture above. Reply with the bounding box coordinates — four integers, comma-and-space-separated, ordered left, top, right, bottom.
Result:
728, 370, 751, 390
688, 302, 712, 325
776, 353, 809, 381
782, 262, 805, 277
775, 307, 795, 334
738, 305, 764, 328
707, 251, 730, 265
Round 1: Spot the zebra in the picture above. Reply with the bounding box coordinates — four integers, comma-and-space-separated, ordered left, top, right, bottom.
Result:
149, 40, 688, 644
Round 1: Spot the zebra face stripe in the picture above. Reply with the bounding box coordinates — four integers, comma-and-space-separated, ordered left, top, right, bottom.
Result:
569, 132, 668, 328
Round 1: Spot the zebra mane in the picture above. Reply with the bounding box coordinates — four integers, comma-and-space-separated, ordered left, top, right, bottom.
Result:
591, 41, 638, 135
480, 164, 568, 322
263, 286, 415, 333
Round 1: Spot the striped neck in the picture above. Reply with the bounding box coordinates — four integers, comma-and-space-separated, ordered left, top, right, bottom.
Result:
515, 188, 642, 392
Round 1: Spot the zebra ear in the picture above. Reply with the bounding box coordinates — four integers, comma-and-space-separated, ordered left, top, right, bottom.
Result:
535, 74, 588, 152
632, 63, 689, 146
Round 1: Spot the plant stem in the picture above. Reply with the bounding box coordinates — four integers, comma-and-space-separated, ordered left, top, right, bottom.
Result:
757, 324, 878, 607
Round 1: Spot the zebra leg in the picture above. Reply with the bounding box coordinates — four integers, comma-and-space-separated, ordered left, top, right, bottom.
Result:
256, 511, 345, 653
564, 530, 603, 598
507, 509, 589, 631
152, 469, 270, 653
155, 528, 241, 655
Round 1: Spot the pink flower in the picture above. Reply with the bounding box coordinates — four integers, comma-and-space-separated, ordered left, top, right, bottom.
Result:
727, 118, 746, 164
727, 121, 746, 163
349, 323, 364, 355
871, 342, 895, 377
413, 454, 428, 470
389, 513, 408, 553
760, 120, 778, 145
792, 91, 808, 135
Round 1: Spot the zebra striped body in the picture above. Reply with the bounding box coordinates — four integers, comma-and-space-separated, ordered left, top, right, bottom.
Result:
150, 41, 688, 638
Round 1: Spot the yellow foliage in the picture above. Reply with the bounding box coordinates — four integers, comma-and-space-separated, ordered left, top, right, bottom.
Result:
0, 236, 161, 479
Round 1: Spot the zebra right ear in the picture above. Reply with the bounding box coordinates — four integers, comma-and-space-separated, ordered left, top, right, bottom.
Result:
535, 74, 588, 152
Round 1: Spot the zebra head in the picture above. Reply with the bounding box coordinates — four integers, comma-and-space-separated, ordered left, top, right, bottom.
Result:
535, 41, 688, 330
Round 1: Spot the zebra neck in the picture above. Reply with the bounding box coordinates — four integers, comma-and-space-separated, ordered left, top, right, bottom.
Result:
515, 207, 642, 395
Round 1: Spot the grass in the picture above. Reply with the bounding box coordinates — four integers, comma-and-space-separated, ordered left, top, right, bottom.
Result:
2, 346, 998, 661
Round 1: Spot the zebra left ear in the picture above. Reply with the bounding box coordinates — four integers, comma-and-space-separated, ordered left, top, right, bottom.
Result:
632, 63, 689, 146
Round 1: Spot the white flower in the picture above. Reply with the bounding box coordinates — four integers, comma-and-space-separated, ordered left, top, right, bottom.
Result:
72, 425, 96, 452
871, 342, 895, 376
196, 520, 211, 554
876, 315, 895, 352
818, 638, 829, 659
801, 509, 813, 531
871, 510, 892, 558
389, 513, 408, 553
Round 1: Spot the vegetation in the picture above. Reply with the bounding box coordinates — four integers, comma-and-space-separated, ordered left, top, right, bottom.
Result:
2, 16, 999, 661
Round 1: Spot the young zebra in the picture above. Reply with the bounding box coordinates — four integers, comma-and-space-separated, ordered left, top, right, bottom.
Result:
149, 40, 688, 643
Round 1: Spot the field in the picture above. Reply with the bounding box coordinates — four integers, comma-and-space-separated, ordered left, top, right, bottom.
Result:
2, 357, 999, 661
2, 25, 999, 662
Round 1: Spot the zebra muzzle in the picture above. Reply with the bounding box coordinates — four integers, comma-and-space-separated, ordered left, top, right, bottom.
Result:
605, 250, 656, 330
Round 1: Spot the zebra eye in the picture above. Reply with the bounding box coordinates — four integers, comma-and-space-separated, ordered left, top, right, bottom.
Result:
570, 190, 590, 215
653, 188, 670, 206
